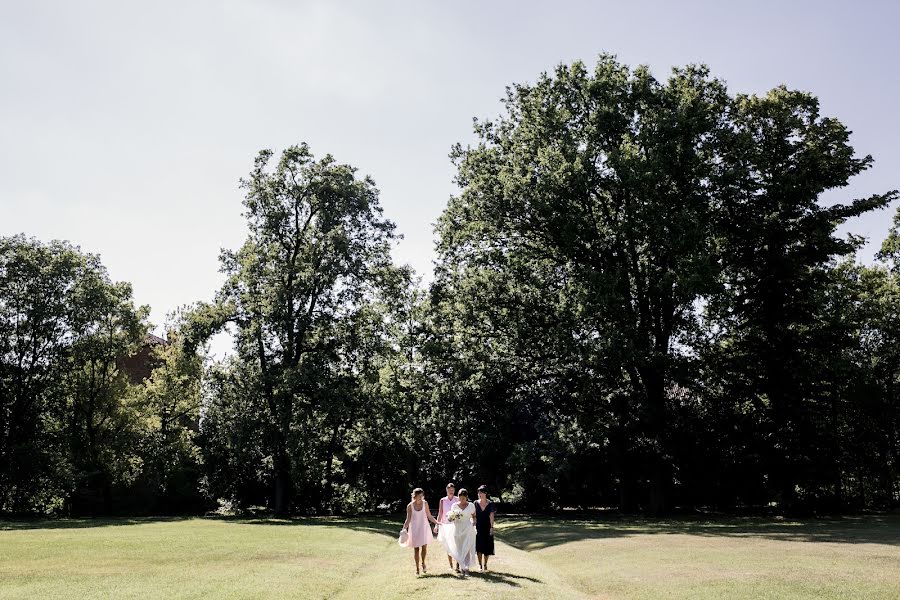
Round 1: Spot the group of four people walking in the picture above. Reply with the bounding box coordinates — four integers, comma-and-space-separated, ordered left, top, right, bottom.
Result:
400, 482, 496, 576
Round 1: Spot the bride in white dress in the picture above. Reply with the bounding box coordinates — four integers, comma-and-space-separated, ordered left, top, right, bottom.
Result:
443, 488, 477, 576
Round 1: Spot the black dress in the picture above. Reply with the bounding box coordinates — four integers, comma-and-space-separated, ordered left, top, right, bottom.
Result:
475, 500, 495, 555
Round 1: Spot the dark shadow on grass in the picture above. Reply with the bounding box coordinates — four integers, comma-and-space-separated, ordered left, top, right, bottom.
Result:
5, 513, 898, 551
422, 573, 458, 580
498, 514, 900, 551
478, 570, 542, 585
0, 514, 406, 536
419, 571, 541, 588
228, 515, 402, 539
0, 516, 194, 531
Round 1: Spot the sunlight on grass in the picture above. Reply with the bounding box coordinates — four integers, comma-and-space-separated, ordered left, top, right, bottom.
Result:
498, 515, 900, 600
1, 516, 897, 599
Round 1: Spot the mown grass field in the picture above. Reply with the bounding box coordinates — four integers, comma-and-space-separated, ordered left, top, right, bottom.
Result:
1, 514, 898, 599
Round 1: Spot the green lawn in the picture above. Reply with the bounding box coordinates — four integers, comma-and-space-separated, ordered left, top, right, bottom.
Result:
1, 514, 898, 599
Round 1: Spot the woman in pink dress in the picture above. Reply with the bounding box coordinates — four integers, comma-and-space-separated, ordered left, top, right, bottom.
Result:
400, 487, 439, 575
433, 482, 458, 570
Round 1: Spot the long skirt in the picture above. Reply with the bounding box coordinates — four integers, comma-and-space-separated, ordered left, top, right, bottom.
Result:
475, 526, 495, 555
442, 521, 476, 569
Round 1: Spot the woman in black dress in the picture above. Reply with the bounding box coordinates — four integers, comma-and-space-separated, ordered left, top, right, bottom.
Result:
474, 485, 496, 571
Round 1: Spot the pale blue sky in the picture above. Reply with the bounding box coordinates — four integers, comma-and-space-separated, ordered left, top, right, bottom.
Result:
2, 1, 898, 352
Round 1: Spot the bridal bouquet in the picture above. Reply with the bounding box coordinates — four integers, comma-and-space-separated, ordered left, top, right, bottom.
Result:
446, 508, 464, 522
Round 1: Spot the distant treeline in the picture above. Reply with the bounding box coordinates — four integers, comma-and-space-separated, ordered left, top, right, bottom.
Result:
2, 56, 898, 516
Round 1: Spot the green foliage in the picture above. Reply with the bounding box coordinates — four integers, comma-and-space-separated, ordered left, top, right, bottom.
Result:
197, 143, 405, 514
703, 87, 898, 510
2, 59, 898, 517
432, 55, 899, 513
0, 235, 150, 514
877, 205, 900, 271
197, 356, 271, 509
130, 318, 205, 513
435, 56, 733, 512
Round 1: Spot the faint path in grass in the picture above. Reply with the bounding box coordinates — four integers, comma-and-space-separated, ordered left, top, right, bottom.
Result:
2, 515, 898, 599
0, 516, 587, 599
226, 516, 587, 599
327, 529, 586, 600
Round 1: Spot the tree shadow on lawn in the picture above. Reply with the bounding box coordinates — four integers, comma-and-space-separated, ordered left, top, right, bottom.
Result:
498, 514, 900, 551
231, 515, 402, 539
5, 513, 898, 552
0, 515, 404, 536
0, 516, 194, 531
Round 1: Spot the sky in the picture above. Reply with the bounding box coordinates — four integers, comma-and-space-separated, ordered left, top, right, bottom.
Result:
2, 0, 899, 356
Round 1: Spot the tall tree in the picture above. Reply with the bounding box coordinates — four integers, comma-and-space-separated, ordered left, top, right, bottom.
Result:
198, 144, 397, 514
0, 235, 149, 514
66, 266, 148, 514
133, 317, 204, 513
0, 236, 82, 513
442, 56, 729, 512
707, 88, 897, 509
856, 205, 900, 503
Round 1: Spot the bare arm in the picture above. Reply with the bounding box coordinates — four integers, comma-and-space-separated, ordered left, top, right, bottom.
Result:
424, 501, 439, 525
402, 503, 412, 530
433, 501, 442, 533
489, 509, 495, 534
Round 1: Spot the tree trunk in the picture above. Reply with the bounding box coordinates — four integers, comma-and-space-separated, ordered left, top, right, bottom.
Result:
640, 363, 669, 516
618, 470, 639, 513
273, 434, 292, 516
611, 392, 639, 513
647, 460, 667, 516
765, 353, 798, 513
321, 423, 342, 512
102, 473, 113, 515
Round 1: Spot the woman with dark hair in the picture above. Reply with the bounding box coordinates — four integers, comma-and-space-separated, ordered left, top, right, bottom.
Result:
475, 485, 496, 571
444, 488, 477, 576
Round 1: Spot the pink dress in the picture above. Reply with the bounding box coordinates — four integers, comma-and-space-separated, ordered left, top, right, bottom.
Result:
437, 496, 456, 546
439, 496, 456, 524
402, 501, 432, 548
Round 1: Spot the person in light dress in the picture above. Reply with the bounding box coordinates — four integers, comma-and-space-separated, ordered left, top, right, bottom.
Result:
433, 482, 458, 570
442, 488, 477, 577
400, 487, 439, 575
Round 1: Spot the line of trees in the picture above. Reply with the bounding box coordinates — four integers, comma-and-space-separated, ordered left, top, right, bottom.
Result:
0, 236, 203, 514
2, 56, 898, 516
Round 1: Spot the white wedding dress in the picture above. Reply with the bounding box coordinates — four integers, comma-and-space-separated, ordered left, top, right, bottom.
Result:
443, 501, 476, 570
